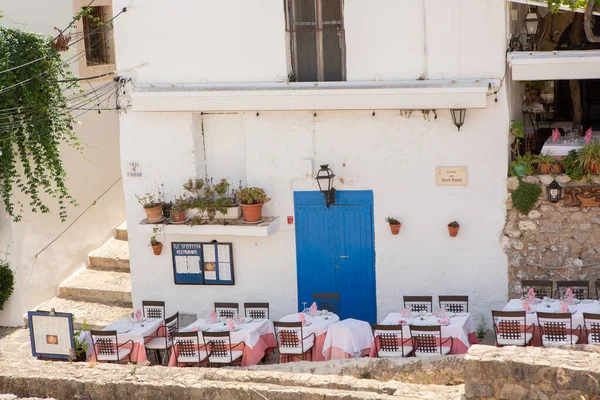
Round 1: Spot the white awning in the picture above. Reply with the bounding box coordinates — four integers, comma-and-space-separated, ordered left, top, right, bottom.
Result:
506, 0, 600, 16
507, 50, 600, 80
130, 80, 496, 112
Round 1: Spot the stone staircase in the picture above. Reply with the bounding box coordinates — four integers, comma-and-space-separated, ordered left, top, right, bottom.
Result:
28, 222, 132, 330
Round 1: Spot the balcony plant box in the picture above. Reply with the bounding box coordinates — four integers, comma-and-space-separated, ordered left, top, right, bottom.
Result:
185, 205, 241, 220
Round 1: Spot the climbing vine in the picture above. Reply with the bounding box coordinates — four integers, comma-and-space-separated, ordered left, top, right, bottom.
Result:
0, 25, 81, 222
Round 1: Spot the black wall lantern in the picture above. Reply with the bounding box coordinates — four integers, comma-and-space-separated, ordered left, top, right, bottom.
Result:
316, 164, 336, 208
450, 109, 467, 131
547, 179, 563, 203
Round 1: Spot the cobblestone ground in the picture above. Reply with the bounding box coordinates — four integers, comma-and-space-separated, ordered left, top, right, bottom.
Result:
0, 328, 35, 362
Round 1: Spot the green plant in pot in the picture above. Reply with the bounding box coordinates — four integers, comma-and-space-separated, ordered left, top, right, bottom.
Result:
533, 153, 559, 175
447, 221, 460, 237
136, 189, 164, 223
170, 197, 188, 223
238, 187, 271, 223
385, 217, 401, 235
71, 319, 90, 362
563, 150, 585, 180
510, 153, 535, 177
509, 121, 534, 176
0, 261, 14, 310
183, 177, 240, 220
150, 225, 163, 255
579, 142, 600, 174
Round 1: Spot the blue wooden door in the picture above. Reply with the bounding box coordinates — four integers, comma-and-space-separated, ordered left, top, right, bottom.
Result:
294, 191, 376, 323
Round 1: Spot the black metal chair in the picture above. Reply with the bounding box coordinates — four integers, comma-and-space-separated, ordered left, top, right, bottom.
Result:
438, 295, 469, 313
214, 302, 239, 319
144, 312, 179, 365
172, 331, 208, 366
142, 300, 166, 320
491, 310, 535, 347
521, 280, 553, 299
372, 324, 412, 358
557, 280, 590, 300
244, 302, 270, 320
273, 321, 316, 363
409, 325, 453, 357
312, 293, 340, 316
90, 330, 133, 363
403, 296, 433, 313
537, 312, 581, 347
202, 331, 245, 367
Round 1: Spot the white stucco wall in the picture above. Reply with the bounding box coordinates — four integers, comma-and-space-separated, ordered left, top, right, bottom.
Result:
116, 0, 510, 323
0, 1, 125, 326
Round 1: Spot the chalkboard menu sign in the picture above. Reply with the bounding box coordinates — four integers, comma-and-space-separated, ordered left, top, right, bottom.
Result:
171, 242, 234, 285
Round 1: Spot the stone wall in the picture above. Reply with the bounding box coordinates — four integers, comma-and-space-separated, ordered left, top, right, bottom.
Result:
464, 345, 600, 399
503, 175, 600, 297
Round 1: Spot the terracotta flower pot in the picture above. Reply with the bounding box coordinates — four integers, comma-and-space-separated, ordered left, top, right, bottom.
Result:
171, 210, 185, 223
448, 225, 460, 237
144, 205, 164, 223
550, 164, 564, 174
389, 223, 401, 235
241, 203, 264, 223
590, 161, 600, 174
537, 163, 551, 175
152, 243, 163, 255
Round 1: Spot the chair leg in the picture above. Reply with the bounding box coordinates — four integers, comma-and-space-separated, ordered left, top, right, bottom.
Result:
155, 350, 162, 365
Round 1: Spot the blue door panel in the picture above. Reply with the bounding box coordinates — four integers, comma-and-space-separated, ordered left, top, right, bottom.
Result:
294, 191, 376, 323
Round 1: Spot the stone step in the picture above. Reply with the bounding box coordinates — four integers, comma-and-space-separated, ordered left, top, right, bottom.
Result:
88, 238, 129, 271
59, 269, 132, 305
26, 297, 132, 330
115, 221, 128, 241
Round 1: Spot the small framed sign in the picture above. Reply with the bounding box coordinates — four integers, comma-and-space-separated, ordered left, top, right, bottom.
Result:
28, 311, 75, 360
172, 242, 234, 285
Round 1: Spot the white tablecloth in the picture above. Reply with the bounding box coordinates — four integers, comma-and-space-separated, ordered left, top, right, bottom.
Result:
104, 318, 163, 344
380, 312, 475, 349
279, 313, 340, 338
181, 318, 274, 350
503, 299, 600, 328
541, 135, 600, 156
321, 318, 373, 358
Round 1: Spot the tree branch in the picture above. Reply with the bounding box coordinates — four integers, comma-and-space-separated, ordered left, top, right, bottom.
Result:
585, 0, 600, 43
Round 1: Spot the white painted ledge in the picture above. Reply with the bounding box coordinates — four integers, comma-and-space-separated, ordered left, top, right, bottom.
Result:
508, 51, 600, 81
130, 80, 496, 112
138, 217, 279, 237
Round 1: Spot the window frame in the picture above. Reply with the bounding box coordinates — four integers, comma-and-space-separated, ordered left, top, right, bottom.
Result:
285, 0, 346, 82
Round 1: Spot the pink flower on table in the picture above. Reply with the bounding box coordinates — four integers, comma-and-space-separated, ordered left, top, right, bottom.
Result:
135, 309, 143, 322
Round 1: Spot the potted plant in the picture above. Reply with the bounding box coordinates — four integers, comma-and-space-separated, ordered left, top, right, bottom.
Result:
385, 217, 401, 235
170, 198, 188, 223
510, 153, 535, 177
183, 178, 241, 220
533, 153, 559, 175
563, 150, 585, 180
0, 261, 14, 310
447, 221, 460, 237
136, 190, 164, 223
509, 121, 535, 176
476, 316, 488, 343
71, 319, 90, 362
238, 187, 271, 223
579, 142, 600, 174
150, 225, 163, 255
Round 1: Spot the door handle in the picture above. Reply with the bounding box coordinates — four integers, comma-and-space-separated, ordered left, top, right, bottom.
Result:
340, 255, 349, 259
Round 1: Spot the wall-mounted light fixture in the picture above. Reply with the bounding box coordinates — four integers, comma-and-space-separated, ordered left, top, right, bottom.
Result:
525, 10, 539, 50
316, 164, 336, 208
450, 109, 467, 131
547, 179, 563, 203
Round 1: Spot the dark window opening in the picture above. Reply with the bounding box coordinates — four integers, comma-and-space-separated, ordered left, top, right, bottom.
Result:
82, 6, 111, 66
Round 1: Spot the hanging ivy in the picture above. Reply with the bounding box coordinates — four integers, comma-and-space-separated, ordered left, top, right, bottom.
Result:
0, 25, 81, 222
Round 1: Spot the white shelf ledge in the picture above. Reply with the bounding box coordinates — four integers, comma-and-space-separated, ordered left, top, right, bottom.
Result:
138, 217, 279, 237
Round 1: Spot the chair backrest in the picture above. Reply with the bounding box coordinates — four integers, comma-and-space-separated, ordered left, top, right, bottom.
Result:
142, 300, 165, 320
438, 295, 469, 313
557, 280, 590, 300
583, 313, 600, 345
312, 293, 340, 316
202, 331, 233, 363
244, 302, 269, 320
537, 312, 573, 344
491, 310, 527, 345
404, 296, 433, 312
173, 331, 202, 363
273, 321, 306, 353
165, 312, 179, 346
409, 325, 443, 355
214, 302, 239, 319
372, 324, 406, 356
521, 280, 553, 299
90, 330, 119, 360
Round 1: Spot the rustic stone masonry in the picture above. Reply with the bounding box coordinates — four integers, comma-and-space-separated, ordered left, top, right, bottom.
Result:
503, 174, 600, 297
464, 345, 600, 399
